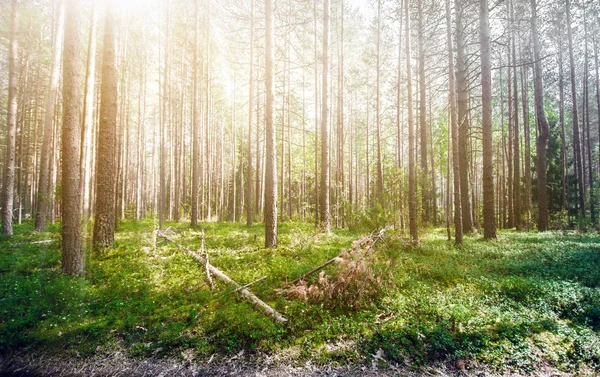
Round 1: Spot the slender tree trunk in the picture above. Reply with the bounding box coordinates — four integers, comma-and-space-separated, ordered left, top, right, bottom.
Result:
406, 0, 417, 243
566, 0, 585, 217
559, 34, 567, 212
418, 0, 428, 224
93, 3, 118, 248
79, 0, 97, 220
480, 0, 496, 240
511, 0, 521, 230
2, 0, 19, 236
521, 64, 532, 229
375, 0, 384, 204
454, 0, 473, 233
61, 0, 84, 274
264, 0, 278, 247
583, 9, 595, 225
446, 0, 462, 244
246, 0, 254, 226
531, 0, 549, 231
320, 0, 331, 232
35, 1, 63, 232
160, 3, 170, 228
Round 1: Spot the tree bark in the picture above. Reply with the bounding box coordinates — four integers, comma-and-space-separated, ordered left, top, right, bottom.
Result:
480, 0, 496, 240
531, 0, 549, 231
446, 0, 462, 244
61, 0, 84, 274
93, 2, 118, 248
320, 0, 331, 233
264, 0, 278, 247
566, 0, 585, 217
454, 0, 473, 233
2, 0, 19, 236
406, 0, 417, 243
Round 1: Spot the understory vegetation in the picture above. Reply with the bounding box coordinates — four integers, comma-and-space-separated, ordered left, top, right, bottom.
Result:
1, 221, 599, 373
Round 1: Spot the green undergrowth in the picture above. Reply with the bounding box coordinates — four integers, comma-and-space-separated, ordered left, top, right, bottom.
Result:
1, 220, 599, 373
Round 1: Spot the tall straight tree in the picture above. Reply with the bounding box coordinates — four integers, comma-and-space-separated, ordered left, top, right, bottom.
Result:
375, 0, 383, 203
320, 0, 331, 232
566, 0, 584, 216
406, 0, 417, 243
61, 0, 84, 274
36, 0, 65, 231
80, 0, 97, 220
454, 0, 473, 233
446, 0, 462, 244
93, 2, 118, 248
480, 0, 496, 240
531, 0, 549, 231
418, 0, 428, 223
2, 0, 19, 236
264, 0, 278, 247
246, 0, 254, 227
191, 0, 200, 227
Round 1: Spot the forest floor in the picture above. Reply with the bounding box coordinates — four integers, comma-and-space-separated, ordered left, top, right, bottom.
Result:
1, 220, 599, 376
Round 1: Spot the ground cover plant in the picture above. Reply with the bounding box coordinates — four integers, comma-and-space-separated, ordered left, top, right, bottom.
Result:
1, 220, 599, 374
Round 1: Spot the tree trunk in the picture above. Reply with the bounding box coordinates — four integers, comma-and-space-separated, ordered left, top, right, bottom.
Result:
418, 0, 428, 224
79, 0, 97, 221
2, 0, 19, 236
35, 1, 63, 232
61, 0, 84, 274
446, 0, 462, 244
406, 0, 417, 243
93, 3, 118, 248
531, 0, 549, 231
320, 0, 331, 232
566, 0, 585, 217
480, 0, 496, 240
454, 0, 473, 233
264, 0, 278, 247
375, 0, 384, 204
246, 0, 254, 226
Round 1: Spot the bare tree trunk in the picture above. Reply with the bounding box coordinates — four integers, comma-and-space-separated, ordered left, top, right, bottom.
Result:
418, 0, 428, 224
320, 0, 331, 233
446, 0, 462, 244
480, 0, 496, 240
79, 0, 97, 221
264, 0, 278, 247
406, 0, 417, 243
61, 0, 84, 273
454, 0, 473, 233
2, 0, 19, 235
511, 0, 520, 230
558, 33, 567, 212
531, 0, 549, 231
35, 1, 63, 232
521, 63, 532, 229
160, 3, 170, 228
190, 0, 200, 226
566, 0, 585, 217
93, 3, 118, 248
375, 0, 384, 204
246, 0, 254, 226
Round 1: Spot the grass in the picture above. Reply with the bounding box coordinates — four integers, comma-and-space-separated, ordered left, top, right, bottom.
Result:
1, 219, 599, 373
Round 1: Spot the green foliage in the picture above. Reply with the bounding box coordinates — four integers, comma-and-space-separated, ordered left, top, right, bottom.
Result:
1, 221, 599, 373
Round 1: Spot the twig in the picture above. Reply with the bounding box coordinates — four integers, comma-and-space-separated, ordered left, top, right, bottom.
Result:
220, 276, 267, 297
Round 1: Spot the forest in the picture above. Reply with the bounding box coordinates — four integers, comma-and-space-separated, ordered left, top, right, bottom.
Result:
1, 0, 600, 375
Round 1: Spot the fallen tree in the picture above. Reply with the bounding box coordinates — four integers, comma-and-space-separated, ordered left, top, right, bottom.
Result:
157, 231, 287, 323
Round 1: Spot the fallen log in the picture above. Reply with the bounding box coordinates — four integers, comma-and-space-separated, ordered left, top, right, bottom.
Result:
157, 231, 287, 323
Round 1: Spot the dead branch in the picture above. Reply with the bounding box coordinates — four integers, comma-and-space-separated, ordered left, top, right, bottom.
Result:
157, 231, 287, 323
